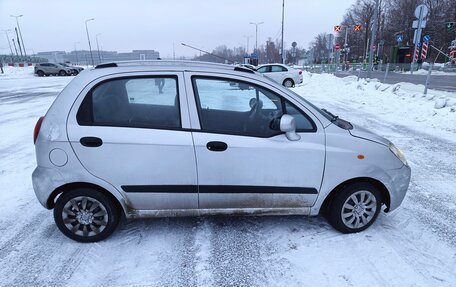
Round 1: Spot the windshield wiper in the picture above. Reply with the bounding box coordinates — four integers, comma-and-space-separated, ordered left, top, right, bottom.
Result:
321, 108, 339, 121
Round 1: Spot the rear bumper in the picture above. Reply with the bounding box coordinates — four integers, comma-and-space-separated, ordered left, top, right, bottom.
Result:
32, 166, 65, 209
385, 164, 411, 212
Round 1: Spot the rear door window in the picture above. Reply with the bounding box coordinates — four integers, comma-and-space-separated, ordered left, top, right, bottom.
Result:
77, 76, 181, 129
271, 65, 287, 72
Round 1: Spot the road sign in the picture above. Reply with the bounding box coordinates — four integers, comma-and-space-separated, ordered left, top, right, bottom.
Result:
396, 34, 403, 43
412, 20, 427, 29
414, 4, 428, 19
423, 35, 430, 42
414, 48, 420, 62
416, 42, 421, 48
421, 41, 428, 59
354, 24, 361, 31
335, 43, 340, 50
334, 25, 341, 32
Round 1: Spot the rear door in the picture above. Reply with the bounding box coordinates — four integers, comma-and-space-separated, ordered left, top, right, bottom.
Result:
269, 65, 288, 84
67, 72, 198, 210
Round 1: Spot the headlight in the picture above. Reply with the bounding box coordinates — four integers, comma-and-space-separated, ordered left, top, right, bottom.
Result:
389, 143, 407, 166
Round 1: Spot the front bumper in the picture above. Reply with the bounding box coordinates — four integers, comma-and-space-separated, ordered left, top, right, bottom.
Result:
385, 164, 411, 212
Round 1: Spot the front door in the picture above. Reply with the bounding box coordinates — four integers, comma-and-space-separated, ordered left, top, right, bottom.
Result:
187, 74, 325, 209
67, 73, 198, 210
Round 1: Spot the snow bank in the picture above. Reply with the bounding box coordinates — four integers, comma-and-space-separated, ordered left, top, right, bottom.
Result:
294, 73, 456, 141
0, 66, 35, 79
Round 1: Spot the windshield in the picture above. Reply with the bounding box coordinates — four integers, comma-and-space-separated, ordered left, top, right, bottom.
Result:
59, 63, 69, 67
287, 89, 334, 122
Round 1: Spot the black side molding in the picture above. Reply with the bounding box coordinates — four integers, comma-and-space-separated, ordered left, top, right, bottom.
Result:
121, 185, 318, 194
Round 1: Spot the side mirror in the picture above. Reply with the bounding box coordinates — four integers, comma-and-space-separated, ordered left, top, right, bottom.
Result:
280, 114, 301, 141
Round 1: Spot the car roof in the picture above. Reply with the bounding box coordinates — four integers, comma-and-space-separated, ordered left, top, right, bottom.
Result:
72, 60, 263, 79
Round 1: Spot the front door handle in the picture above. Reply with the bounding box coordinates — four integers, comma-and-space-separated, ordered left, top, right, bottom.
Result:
80, 137, 103, 147
206, 141, 228, 152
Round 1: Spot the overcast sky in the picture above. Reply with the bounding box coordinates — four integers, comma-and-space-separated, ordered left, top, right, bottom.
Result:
0, 0, 355, 58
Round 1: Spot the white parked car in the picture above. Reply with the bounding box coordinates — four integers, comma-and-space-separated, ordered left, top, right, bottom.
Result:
256, 63, 303, 87
32, 60, 411, 242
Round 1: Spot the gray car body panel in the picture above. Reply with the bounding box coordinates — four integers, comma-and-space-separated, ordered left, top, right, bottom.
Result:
32, 61, 411, 219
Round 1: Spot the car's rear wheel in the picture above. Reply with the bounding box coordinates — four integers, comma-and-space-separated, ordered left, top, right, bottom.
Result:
73, 70, 79, 75
36, 70, 44, 77
326, 183, 381, 233
283, 78, 294, 88
54, 188, 120, 242
58, 70, 67, 76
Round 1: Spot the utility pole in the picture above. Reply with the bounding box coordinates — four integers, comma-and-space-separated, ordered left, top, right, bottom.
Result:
250, 21, 264, 52
173, 42, 176, 60
96, 33, 102, 63
281, 0, 285, 64
367, 0, 379, 77
12, 38, 18, 56
2, 29, 14, 55
10, 15, 26, 57
15, 28, 23, 56
85, 18, 95, 66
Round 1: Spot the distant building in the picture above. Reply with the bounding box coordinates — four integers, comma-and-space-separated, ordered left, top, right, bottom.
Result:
35, 49, 160, 65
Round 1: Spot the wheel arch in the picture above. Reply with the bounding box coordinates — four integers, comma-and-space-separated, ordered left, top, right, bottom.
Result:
47, 182, 127, 217
320, 177, 391, 215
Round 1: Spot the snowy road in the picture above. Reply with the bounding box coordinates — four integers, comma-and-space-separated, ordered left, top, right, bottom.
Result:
0, 73, 455, 287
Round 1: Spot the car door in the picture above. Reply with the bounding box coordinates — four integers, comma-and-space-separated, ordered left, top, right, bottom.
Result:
185, 72, 325, 209
67, 72, 198, 210
270, 65, 288, 84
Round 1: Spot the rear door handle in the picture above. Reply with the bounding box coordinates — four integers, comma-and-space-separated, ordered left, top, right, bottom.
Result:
206, 141, 228, 152
80, 137, 103, 147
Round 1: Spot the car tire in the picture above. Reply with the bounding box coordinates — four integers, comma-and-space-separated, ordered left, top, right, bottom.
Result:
54, 188, 120, 242
36, 70, 44, 77
283, 78, 294, 88
58, 70, 67, 76
73, 70, 79, 75
326, 183, 382, 233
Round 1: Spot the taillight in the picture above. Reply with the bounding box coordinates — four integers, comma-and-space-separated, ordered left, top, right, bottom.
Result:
34, 116, 44, 144
299, 70, 302, 75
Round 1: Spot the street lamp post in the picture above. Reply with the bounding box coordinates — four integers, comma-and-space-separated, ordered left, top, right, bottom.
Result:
74, 42, 80, 65
1, 29, 14, 55
10, 14, 26, 57
85, 18, 95, 66
243, 35, 251, 54
249, 21, 264, 53
12, 38, 18, 56
281, 0, 285, 64
96, 33, 102, 64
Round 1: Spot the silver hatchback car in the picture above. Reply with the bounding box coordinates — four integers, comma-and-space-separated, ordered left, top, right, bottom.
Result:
32, 61, 411, 242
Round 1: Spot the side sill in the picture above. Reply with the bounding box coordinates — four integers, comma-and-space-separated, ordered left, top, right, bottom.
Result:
126, 207, 311, 219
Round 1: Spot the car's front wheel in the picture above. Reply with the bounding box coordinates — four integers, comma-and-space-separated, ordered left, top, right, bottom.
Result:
54, 188, 120, 242
36, 70, 44, 77
326, 183, 381, 233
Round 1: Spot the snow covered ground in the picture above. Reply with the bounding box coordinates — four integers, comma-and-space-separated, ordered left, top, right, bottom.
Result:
0, 67, 455, 286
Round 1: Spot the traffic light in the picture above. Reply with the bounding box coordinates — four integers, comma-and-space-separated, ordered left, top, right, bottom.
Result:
334, 25, 341, 32
447, 22, 454, 30
354, 24, 361, 31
